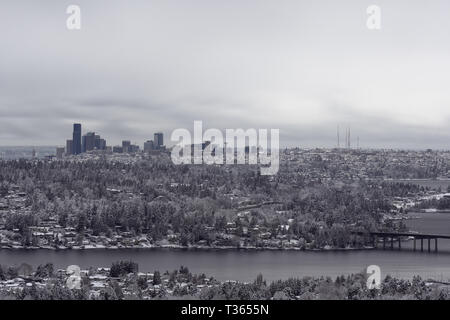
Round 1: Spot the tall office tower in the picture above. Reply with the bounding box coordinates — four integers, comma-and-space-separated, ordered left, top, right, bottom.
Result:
82, 135, 87, 153
83, 132, 96, 151
144, 140, 154, 152
94, 134, 102, 150
129, 144, 140, 153
96, 138, 106, 150
113, 146, 123, 153
72, 123, 82, 155
154, 132, 163, 149
122, 140, 131, 153
56, 147, 65, 159
66, 140, 73, 155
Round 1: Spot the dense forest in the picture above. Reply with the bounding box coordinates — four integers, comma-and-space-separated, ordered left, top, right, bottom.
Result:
0, 155, 422, 249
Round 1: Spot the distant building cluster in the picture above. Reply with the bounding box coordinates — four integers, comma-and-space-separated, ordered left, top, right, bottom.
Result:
58, 123, 165, 158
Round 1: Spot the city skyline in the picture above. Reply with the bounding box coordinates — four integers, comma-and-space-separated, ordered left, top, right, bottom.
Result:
63, 123, 165, 155
1, 121, 449, 152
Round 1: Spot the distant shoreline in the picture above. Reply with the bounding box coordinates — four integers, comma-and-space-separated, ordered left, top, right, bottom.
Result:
0, 244, 376, 252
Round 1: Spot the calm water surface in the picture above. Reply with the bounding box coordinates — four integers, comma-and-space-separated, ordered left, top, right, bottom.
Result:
1, 181, 450, 282
1, 209, 450, 283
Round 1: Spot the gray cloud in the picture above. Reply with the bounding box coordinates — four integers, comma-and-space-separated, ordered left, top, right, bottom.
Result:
1, 0, 450, 149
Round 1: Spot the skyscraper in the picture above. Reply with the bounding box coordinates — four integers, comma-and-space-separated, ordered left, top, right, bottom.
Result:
81, 135, 87, 153
144, 140, 154, 152
83, 132, 96, 152
154, 132, 163, 149
113, 146, 123, 153
82, 132, 106, 152
95, 136, 106, 150
122, 140, 131, 153
56, 147, 65, 159
72, 123, 82, 155
66, 139, 73, 155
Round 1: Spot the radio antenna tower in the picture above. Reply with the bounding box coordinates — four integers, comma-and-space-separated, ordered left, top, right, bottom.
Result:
337, 125, 340, 148
348, 127, 351, 149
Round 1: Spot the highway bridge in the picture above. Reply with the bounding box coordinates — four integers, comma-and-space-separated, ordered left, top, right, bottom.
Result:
353, 231, 450, 253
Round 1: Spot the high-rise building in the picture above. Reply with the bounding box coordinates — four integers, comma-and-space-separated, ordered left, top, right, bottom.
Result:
154, 132, 163, 149
94, 135, 103, 150
144, 140, 154, 152
83, 132, 96, 152
56, 147, 65, 159
66, 140, 73, 155
113, 146, 123, 153
81, 135, 87, 153
122, 140, 131, 153
129, 144, 140, 153
95, 137, 106, 150
72, 123, 82, 155
82, 132, 107, 152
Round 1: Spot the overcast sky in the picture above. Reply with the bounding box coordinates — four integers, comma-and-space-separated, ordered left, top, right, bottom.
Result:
1, 0, 450, 149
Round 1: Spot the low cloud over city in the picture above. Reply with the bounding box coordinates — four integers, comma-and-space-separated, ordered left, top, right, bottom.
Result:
1, 0, 450, 148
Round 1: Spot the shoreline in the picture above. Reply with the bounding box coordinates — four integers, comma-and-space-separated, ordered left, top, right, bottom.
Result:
0, 244, 376, 252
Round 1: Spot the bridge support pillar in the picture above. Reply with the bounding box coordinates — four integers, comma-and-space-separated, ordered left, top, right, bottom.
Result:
368, 233, 444, 254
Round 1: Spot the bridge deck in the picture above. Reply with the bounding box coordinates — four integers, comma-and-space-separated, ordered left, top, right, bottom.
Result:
354, 231, 450, 239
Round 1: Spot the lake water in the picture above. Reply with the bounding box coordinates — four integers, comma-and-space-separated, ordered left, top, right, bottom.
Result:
1, 180, 450, 282
2, 246, 450, 282
1, 211, 450, 282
